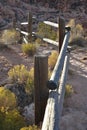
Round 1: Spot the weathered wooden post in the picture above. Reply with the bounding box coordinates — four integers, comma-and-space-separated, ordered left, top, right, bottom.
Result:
34, 55, 49, 125
59, 17, 65, 53
28, 12, 32, 42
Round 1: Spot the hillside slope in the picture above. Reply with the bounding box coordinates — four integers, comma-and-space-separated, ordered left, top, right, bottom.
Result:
0, 0, 87, 30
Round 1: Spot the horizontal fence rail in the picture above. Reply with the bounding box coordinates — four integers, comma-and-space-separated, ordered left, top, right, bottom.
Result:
58, 52, 70, 119
41, 90, 59, 130
16, 12, 71, 129
41, 51, 70, 130
17, 29, 59, 46
31, 14, 71, 129
43, 21, 59, 28
47, 31, 70, 90
17, 12, 65, 49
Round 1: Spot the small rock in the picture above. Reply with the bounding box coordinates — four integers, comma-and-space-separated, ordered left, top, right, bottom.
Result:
23, 103, 35, 124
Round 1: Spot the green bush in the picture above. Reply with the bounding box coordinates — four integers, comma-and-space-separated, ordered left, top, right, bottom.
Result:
20, 125, 40, 130
0, 87, 16, 110
0, 111, 5, 129
67, 19, 84, 37
8, 65, 34, 94
65, 84, 74, 98
0, 87, 26, 130
35, 38, 42, 44
21, 43, 36, 56
25, 68, 34, 94
8, 64, 29, 83
48, 51, 58, 70
1, 29, 20, 44
2, 109, 26, 130
37, 22, 57, 40
67, 19, 85, 46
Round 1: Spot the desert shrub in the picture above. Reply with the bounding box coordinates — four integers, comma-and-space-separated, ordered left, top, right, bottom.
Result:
22, 43, 36, 56
35, 38, 42, 44
67, 19, 85, 45
75, 24, 84, 36
0, 87, 24, 130
67, 19, 84, 37
0, 87, 25, 130
8, 64, 29, 83
37, 22, 57, 40
20, 125, 40, 130
48, 51, 58, 70
65, 84, 74, 98
25, 68, 34, 94
0, 87, 16, 110
3, 109, 26, 130
1, 29, 20, 44
35, 38, 48, 47
0, 111, 5, 129
8, 65, 34, 94
69, 36, 86, 47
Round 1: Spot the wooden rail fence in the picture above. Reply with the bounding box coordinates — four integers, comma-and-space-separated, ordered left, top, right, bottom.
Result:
16, 12, 71, 129
34, 30, 70, 130
16, 12, 68, 52
41, 32, 70, 130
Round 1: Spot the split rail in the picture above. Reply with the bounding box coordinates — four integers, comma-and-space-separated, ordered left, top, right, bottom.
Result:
16, 12, 71, 129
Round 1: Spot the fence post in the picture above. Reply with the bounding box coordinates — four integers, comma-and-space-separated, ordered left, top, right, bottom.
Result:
59, 17, 65, 53
34, 55, 49, 125
28, 12, 32, 42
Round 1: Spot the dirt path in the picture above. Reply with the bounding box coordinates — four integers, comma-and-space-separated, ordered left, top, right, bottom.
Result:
0, 43, 87, 129
60, 46, 87, 130
67, 48, 87, 112
0, 43, 52, 85
0, 44, 34, 85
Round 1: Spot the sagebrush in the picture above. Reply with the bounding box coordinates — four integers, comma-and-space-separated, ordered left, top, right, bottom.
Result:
1, 29, 20, 44
48, 51, 58, 70
21, 43, 36, 56
8, 65, 34, 94
65, 84, 74, 98
20, 125, 40, 130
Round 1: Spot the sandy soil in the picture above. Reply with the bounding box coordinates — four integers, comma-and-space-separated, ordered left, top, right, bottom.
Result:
60, 45, 87, 130
0, 43, 87, 129
0, 44, 34, 85
0, 43, 52, 85
67, 47, 87, 112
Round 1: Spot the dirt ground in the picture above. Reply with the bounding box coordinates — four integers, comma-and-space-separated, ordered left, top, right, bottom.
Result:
60, 45, 87, 130
67, 47, 87, 112
0, 43, 87, 129
0, 44, 34, 85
